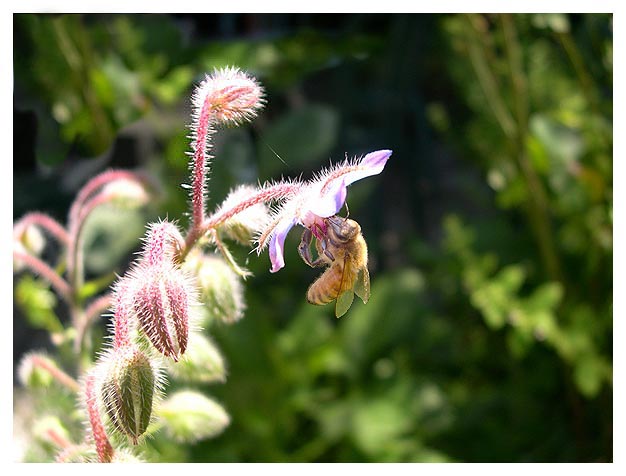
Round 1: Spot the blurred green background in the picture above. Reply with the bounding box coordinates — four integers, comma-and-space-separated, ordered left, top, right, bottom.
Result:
13, 13, 612, 462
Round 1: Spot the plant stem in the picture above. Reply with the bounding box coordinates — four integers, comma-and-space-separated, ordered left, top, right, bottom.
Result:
465, 14, 516, 139
190, 99, 215, 233
181, 182, 299, 262
14, 212, 70, 246
75, 293, 113, 357
85, 373, 114, 463
500, 14, 563, 282
13, 250, 72, 303
30, 354, 81, 392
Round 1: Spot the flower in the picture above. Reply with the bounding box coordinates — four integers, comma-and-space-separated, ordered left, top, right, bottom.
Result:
257, 149, 392, 272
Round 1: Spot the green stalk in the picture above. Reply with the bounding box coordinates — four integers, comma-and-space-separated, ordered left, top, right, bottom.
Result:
500, 14, 563, 282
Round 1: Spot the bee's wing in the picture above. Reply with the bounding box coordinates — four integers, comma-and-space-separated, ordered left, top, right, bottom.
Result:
335, 256, 355, 318
335, 289, 354, 318
354, 267, 370, 304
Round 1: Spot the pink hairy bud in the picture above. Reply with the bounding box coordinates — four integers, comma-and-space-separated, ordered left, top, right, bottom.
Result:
193, 67, 265, 127
133, 266, 192, 360
143, 221, 185, 268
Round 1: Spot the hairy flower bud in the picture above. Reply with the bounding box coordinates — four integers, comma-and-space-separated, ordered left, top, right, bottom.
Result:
216, 185, 271, 245
133, 266, 192, 360
18, 352, 55, 389
157, 390, 230, 443
18, 351, 80, 392
183, 251, 245, 325
13, 223, 46, 272
100, 348, 155, 444
15, 222, 46, 255
143, 221, 185, 268
166, 332, 226, 383
193, 67, 265, 127
101, 178, 151, 209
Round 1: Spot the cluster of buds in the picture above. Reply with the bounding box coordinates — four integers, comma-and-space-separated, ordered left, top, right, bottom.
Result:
81, 68, 267, 460
15, 66, 390, 463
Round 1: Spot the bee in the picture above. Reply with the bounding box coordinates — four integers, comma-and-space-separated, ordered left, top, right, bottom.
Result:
298, 215, 370, 317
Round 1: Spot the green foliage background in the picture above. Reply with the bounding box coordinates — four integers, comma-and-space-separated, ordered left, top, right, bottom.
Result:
13, 13, 612, 462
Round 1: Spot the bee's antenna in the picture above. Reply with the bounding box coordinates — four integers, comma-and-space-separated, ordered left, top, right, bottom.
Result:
344, 201, 350, 220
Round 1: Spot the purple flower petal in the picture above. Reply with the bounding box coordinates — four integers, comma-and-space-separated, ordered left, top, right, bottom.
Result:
309, 178, 347, 218
269, 217, 296, 273
343, 149, 392, 186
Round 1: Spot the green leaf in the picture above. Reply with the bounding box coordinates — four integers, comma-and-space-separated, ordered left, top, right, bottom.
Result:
527, 282, 563, 312
573, 354, 611, 398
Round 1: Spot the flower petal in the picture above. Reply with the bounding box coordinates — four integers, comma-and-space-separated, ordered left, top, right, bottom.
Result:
309, 178, 347, 218
269, 217, 296, 273
343, 149, 392, 186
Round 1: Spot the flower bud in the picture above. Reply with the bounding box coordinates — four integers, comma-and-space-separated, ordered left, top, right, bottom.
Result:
18, 222, 46, 254
216, 185, 271, 245
143, 221, 185, 268
166, 333, 226, 384
183, 251, 245, 325
18, 352, 55, 389
157, 390, 230, 443
133, 266, 192, 360
101, 178, 151, 209
193, 67, 265, 126
100, 348, 155, 444
13, 223, 46, 272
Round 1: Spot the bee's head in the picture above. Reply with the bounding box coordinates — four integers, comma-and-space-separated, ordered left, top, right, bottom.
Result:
326, 215, 360, 243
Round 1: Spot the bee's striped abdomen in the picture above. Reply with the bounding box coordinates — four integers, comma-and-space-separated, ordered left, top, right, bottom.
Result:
307, 264, 344, 305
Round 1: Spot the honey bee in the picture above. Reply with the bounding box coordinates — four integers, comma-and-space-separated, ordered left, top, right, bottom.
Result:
298, 215, 370, 317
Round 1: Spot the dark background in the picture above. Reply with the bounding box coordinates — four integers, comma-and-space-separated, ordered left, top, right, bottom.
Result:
13, 13, 612, 462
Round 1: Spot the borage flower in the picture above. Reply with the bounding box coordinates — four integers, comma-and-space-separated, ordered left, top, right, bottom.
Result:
257, 149, 392, 273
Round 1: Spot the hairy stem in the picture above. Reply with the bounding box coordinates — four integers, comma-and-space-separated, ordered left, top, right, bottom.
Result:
45, 427, 73, 450
67, 170, 150, 286
30, 355, 81, 392
14, 212, 69, 246
204, 183, 298, 230
75, 293, 113, 357
180, 182, 298, 263
85, 373, 114, 463
13, 250, 72, 302
190, 100, 215, 233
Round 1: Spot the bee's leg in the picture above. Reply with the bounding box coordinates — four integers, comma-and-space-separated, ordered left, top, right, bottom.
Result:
310, 254, 332, 267
310, 237, 334, 267
298, 228, 315, 267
